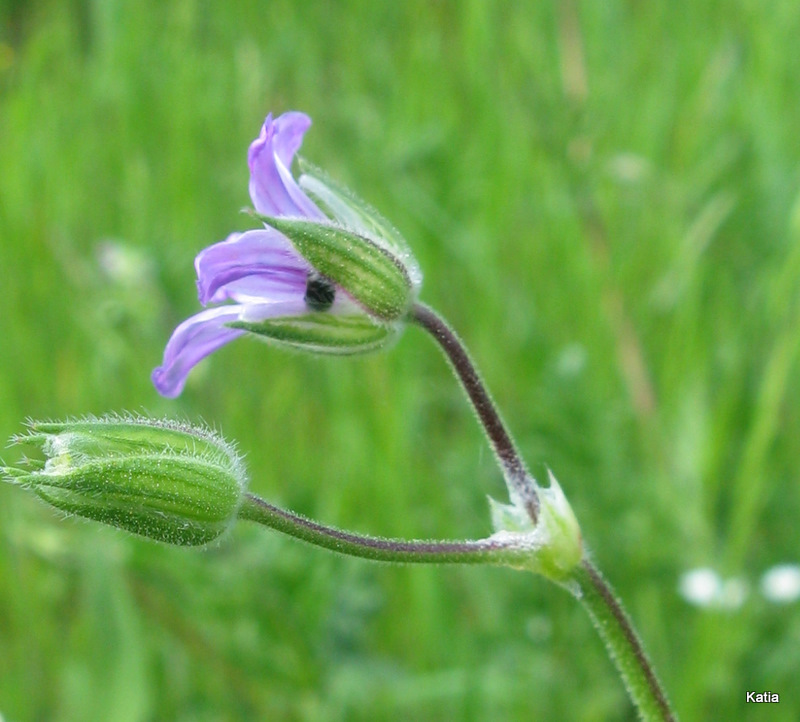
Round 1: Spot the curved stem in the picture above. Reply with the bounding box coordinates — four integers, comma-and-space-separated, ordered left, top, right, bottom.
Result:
412, 301, 675, 719
410, 302, 539, 522
571, 558, 677, 722
239, 492, 524, 566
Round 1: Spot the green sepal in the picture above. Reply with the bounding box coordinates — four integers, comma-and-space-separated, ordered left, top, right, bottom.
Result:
229, 312, 397, 354
26, 416, 239, 467
255, 214, 413, 321
31, 455, 240, 546
297, 159, 413, 260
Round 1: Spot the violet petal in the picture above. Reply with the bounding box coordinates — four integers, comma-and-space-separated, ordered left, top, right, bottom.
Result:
247, 113, 326, 219
196, 229, 308, 305
152, 306, 245, 398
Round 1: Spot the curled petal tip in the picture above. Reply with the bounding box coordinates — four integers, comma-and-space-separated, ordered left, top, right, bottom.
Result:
247, 113, 324, 219
152, 307, 245, 398
151, 367, 183, 399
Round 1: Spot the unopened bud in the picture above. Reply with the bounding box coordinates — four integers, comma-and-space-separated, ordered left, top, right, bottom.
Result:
2, 416, 247, 546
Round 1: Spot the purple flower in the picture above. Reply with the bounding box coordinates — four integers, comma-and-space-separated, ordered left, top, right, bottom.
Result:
152, 112, 419, 398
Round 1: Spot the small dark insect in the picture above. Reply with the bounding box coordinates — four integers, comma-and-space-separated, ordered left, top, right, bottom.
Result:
304, 272, 336, 311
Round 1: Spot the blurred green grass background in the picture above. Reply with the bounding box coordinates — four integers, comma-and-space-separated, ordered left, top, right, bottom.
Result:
1, 1, 800, 719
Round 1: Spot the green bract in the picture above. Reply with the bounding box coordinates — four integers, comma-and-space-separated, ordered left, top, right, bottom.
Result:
488, 471, 583, 582
2, 416, 247, 546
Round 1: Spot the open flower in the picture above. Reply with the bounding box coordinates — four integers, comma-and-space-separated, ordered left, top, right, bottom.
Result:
153, 112, 421, 398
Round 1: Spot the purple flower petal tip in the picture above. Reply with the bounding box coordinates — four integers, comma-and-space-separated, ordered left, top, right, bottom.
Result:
247, 112, 325, 219
153, 307, 246, 398
151, 366, 183, 399
249, 112, 312, 170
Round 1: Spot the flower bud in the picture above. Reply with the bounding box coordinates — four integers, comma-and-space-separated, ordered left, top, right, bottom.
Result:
488, 470, 582, 581
3, 416, 247, 546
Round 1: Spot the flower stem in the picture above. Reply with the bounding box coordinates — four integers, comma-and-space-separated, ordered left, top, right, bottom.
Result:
410, 302, 539, 522
239, 492, 524, 566
411, 302, 674, 719
570, 558, 677, 722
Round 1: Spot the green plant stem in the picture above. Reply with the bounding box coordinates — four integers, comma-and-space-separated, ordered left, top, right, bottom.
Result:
240, 498, 676, 719
410, 302, 540, 522
570, 558, 677, 722
412, 301, 675, 718
239, 492, 527, 566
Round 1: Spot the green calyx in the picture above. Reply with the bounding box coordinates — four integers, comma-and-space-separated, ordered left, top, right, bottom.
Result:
256, 215, 415, 322
3, 416, 247, 546
297, 160, 414, 265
